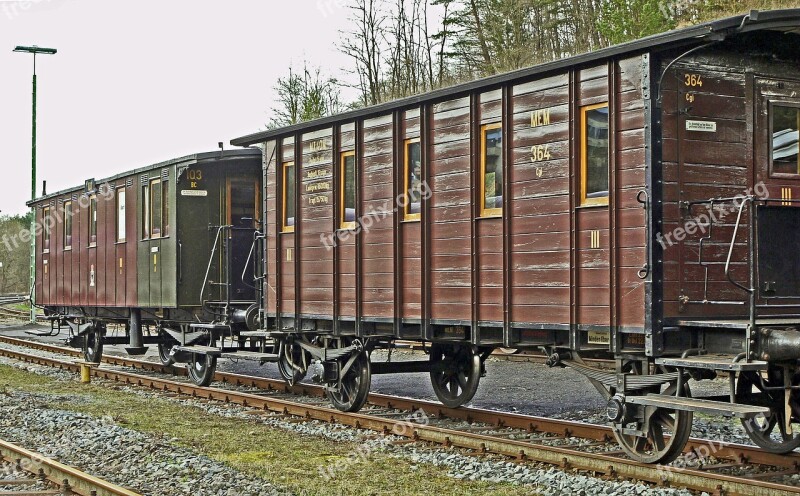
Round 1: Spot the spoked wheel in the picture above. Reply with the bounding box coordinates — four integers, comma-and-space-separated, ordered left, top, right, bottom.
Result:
735, 368, 800, 453
157, 328, 178, 366
186, 333, 217, 387
429, 343, 481, 408
82, 323, 104, 363
612, 367, 693, 464
325, 338, 371, 413
277, 338, 309, 385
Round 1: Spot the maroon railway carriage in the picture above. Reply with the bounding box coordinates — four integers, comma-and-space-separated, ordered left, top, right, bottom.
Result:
228, 10, 800, 463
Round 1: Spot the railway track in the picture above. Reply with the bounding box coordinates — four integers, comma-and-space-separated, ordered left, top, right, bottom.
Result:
0, 335, 798, 495
0, 437, 141, 496
0, 297, 46, 322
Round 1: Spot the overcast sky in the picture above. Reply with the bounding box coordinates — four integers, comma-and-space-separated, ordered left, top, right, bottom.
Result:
0, 0, 356, 215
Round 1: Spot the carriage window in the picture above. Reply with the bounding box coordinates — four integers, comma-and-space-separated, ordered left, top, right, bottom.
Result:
481, 123, 503, 217
229, 178, 257, 228
63, 201, 73, 250
150, 179, 163, 238
88, 194, 97, 247
404, 139, 421, 221
142, 183, 150, 239
116, 187, 126, 242
341, 151, 356, 229
42, 207, 51, 253
772, 105, 800, 176
283, 162, 295, 233
161, 180, 169, 237
581, 103, 610, 206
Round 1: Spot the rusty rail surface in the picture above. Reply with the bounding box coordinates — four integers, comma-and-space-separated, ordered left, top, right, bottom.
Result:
0, 335, 799, 495
0, 438, 141, 496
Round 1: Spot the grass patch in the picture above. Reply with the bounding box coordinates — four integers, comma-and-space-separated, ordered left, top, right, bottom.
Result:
0, 364, 540, 495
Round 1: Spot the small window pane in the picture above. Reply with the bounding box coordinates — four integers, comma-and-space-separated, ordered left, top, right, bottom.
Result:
283, 163, 295, 232
116, 188, 126, 242
142, 185, 150, 239
773, 105, 799, 175
482, 126, 503, 215
342, 153, 356, 228
405, 140, 421, 220
162, 181, 169, 237
583, 105, 609, 203
42, 207, 51, 252
64, 201, 73, 249
151, 180, 162, 238
89, 195, 97, 246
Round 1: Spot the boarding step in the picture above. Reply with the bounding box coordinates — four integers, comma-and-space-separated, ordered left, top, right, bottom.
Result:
175, 345, 222, 357
655, 355, 768, 372
626, 394, 771, 418
221, 351, 279, 363
238, 330, 271, 338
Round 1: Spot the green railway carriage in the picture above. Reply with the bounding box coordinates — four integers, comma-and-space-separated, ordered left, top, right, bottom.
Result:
30, 150, 263, 383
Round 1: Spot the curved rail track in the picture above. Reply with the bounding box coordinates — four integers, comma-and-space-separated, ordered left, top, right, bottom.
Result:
0, 437, 140, 496
0, 334, 798, 495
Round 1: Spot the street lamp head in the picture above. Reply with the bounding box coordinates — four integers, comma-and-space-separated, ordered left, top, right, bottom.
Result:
13, 45, 57, 55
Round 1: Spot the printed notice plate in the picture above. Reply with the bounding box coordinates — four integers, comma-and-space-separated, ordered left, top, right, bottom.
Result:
181, 190, 208, 197
685, 120, 717, 132
587, 330, 610, 345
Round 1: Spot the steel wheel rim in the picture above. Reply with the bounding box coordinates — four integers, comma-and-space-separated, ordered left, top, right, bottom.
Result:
612, 377, 693, 464
429, 343, 480, 408
736, 370, 800, 453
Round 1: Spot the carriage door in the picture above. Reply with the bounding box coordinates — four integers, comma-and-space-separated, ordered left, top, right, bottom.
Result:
754, 78, 800, 305
227, 176, 258, 302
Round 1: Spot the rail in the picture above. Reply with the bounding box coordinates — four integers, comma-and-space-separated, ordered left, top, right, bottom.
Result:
1, 335, 799, 495
0, 437, 141, 496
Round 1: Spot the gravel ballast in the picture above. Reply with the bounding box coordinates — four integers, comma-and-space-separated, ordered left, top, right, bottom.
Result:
0, 343, 704, 496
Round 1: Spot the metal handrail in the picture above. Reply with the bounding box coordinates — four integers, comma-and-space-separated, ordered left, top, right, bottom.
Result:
199, 225, 231, 304
724, 197, 754, 295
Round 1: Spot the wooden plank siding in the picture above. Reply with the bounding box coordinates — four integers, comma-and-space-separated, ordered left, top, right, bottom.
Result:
660, 57, 752, 319
263, 54, 651, 342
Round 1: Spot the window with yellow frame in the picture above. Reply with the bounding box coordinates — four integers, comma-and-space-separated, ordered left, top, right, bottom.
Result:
340, 151, 356, 229
404, 138, 422, 221
580, 103, 610, 206
480, 123, 503, 217
282, 162, 296, 233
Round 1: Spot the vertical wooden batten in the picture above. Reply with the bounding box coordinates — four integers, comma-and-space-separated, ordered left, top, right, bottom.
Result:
470, 93, 480, 345
608, 61, 619, 352
332, 125, 341, 335
392, 111, 403, 338
420, 103, 432, 340
501, 85, 513, 346
355, 119, 364, 337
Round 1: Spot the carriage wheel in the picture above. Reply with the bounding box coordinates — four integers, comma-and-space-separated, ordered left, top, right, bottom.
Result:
82, 323, 104, 363
157, 328, 179, 366
736, 368, 800, 453
326, 338, 371, 412
612, 379, 693, 464
186, 333, 217, 387
277, 339, 308, 385
429, 343, 481, 408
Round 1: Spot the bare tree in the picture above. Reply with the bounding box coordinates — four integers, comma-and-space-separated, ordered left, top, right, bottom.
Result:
268, 63, 341, 129
339, 0, 386, 107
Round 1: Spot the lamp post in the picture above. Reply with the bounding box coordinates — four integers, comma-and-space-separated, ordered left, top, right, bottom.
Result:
13, 45, 56, 324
